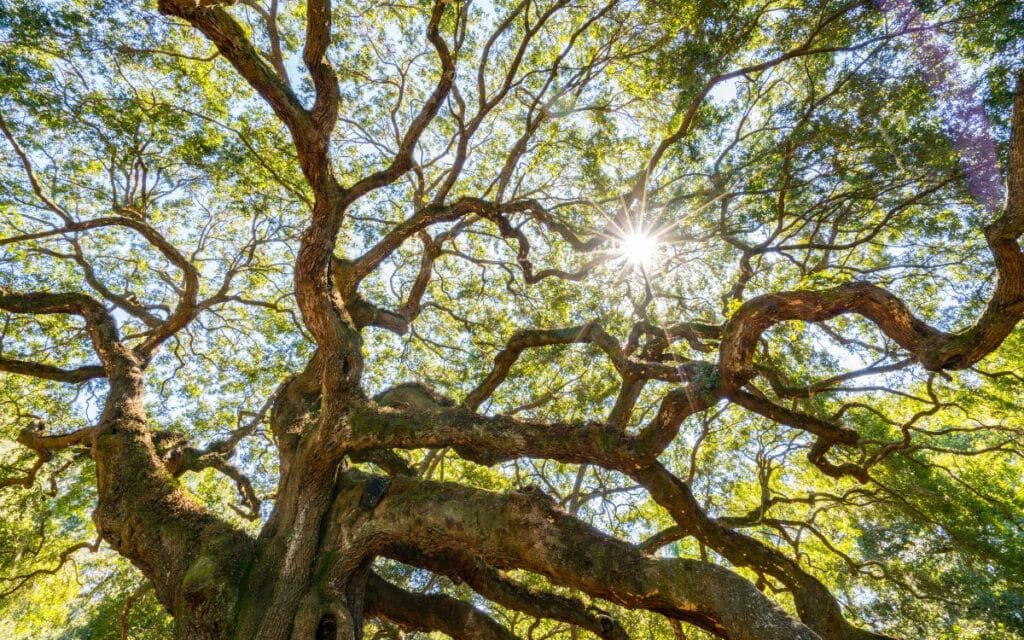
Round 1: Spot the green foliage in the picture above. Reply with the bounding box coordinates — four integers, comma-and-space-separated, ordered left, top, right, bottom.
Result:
1, 0, 1023, 637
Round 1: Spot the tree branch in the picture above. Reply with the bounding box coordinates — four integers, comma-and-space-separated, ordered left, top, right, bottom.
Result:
326, 473, 821, 640
365, 572, 517, 640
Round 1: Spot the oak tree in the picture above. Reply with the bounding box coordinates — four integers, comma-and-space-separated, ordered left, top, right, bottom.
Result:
2, 0, 1023, 639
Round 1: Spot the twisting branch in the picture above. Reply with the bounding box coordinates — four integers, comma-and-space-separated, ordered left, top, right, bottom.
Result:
0, 537, 101, 598
119, 582, 154, 640
462, 322, 718, 412
343, 0, 457, 205
365, 572, 516, 640
729, 388, 860, 445
151, 395, 274, 518
629, 0, 873, 204
0, 289, 132, 374
156, 0, 310, 142
0, 358, 105, 383
0, 211, 200, 360
718, 72, 1024, 396
324, 472, 821, 640
630, 463, 895, 640
0, 114, 201, 361
386, 546, 630, 640
349, 380, 716, 471
302, 0, 339, 139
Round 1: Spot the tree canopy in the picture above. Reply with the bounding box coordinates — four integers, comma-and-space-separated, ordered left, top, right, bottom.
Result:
1, 0, 1023, 638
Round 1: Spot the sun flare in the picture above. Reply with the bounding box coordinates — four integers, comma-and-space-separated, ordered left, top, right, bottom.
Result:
617, 230, 659, 268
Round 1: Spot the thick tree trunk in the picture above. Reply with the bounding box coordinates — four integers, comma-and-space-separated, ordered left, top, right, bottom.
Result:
90, 378, 255, 639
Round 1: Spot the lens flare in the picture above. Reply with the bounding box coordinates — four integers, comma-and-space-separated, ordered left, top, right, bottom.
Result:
617, 230, 658, 268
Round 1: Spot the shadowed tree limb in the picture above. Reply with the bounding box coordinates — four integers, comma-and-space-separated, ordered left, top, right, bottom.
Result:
323, 472, 822, 640
630, 463, 895, 640
0, 358, 105, 382
365, 572, 517, 640
718, 74, 1024, 392
385, 546, 630, 640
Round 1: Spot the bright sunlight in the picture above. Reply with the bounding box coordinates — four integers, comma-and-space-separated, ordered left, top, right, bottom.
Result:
617, 230, 659, 268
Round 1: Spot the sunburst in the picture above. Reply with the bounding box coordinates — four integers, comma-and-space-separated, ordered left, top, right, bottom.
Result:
598, 202, 675, 276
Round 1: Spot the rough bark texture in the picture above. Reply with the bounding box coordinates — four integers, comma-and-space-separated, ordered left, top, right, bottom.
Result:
3, 2, 1023, 639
